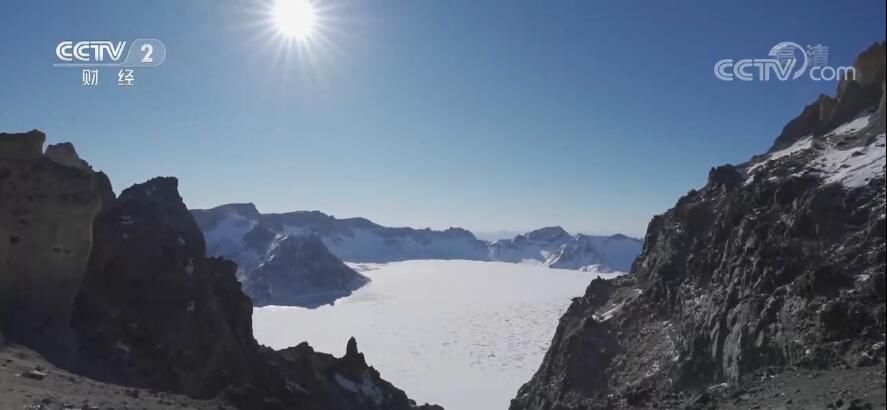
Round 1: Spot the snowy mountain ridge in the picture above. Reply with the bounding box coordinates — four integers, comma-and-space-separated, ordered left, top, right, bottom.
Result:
742, 108, 886, 189
191, 205, 643, 274
488, 226, 641, 271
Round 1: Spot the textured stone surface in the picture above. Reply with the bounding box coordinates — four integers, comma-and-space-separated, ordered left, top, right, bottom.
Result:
71, 177, 264, 397
0, 131, 108, 347
0, 130, 44, 160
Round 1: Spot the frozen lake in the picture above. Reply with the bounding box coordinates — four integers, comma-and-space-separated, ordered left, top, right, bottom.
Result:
253, 260, 621, 410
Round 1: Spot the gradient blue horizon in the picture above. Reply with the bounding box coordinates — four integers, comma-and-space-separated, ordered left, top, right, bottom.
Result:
1, 0, 884, 237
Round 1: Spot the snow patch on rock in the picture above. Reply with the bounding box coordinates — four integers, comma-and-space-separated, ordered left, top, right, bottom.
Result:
744, 113, 885, 189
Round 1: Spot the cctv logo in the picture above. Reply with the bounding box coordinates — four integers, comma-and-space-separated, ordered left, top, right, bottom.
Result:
56, 41, 127, 64
54, 38, 166, 68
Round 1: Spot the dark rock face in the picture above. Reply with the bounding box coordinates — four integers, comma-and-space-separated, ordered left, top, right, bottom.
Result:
511, 43, 886, 410
69, 177, 438, 409
253, 338, 444, 410
243, 234, 369, 308
0, 130, 110, 358
71, 177, 264, 397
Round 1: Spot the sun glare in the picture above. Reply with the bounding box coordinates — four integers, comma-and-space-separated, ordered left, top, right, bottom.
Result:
274, 0, 317, 40
248, 0, 338, 78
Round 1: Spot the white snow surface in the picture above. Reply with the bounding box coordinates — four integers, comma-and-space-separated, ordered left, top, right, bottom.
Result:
814, 133, 886, 188
253, 260, 624, 410
830, 112, 872, 136
744, 112, 885, 189
202, 211, 261, 274
746, 136, 814, 175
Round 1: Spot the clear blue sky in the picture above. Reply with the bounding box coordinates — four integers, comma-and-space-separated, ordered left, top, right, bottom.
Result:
1, 0, 884, 237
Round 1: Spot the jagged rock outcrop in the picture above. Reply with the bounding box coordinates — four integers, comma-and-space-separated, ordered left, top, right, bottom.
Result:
255, 338, 444, 410
769, 41, 885, 152
0, 130, 110, 353
71, 177, 266, 397
1, 134, 441, 409
44, 142, 93, 172
511, 42, 886, 410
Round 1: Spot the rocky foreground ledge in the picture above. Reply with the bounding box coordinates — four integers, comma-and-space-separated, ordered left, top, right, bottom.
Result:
0, 130, 441, 409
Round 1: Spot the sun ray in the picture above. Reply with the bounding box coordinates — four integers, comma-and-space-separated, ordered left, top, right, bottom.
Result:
222, 0, 355, 92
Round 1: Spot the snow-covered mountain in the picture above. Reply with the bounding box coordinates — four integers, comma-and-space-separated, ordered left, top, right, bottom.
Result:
191, 204, 371, 307
489, 226, 642, 272
192, 205, 642, 277
191, 204, 490, 266
241, 234, 370, 307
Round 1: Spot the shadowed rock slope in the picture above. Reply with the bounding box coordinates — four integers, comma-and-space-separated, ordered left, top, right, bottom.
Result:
243, 234, 370, 308
0, 133, 441, 410
511, 42, 886, 410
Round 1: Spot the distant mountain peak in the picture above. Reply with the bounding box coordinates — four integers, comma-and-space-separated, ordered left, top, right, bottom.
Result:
524, 226, 570, 241
192, 205, 644, 274
491, 227, 641, 272
213, 202, 261, 218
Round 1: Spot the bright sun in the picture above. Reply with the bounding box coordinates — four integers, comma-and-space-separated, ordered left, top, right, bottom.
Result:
273, 0, 317, 40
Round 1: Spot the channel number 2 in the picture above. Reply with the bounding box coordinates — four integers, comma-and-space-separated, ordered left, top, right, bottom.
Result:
141, 44, 154, 63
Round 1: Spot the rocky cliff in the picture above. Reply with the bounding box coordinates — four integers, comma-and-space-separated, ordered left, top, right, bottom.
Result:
511, 42, 886, 410
71, 177, 266, 397
0, 130, 111, 357
0, 134, 440, 410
